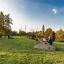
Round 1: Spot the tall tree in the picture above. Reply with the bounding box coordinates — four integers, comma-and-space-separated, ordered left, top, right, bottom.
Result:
0, 12, 12, 38
4, 14, 12, 36
0, 12, 4, 36
42, 25, 45, 36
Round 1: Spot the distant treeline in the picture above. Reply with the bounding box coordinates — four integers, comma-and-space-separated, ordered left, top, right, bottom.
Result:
11, 28, 64, 42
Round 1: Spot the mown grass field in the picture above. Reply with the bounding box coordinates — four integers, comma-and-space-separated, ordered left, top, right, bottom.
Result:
0, 36, 64, 64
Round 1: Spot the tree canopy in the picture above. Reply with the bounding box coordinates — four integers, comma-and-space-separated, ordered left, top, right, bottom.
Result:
0, 12, 12, 36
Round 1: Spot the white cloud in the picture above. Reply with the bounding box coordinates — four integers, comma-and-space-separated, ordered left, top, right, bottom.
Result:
52, 8, 58, 14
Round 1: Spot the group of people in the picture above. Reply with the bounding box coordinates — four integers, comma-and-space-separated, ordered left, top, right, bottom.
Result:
34, 36, 54, 50
43, 36, 53, 45
42, 36, 53, 49
48, 36, 53, 45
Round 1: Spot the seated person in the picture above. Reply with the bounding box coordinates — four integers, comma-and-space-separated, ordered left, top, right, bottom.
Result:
48, 36, 53, 45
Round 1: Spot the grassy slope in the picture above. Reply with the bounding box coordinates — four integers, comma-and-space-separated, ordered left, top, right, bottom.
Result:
0, 36, 38, 53
0, 36, 64, 64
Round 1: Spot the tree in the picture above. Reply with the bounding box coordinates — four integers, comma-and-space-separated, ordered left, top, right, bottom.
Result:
18, 30, 26, 36
55, 29, 64, 41
52, 31, 55, 41
4, 14, 12, 36
0, 12, 5, 36
44, 28, 55, 41
11, 31, 18, 36
45, 28, 53, 39
42, 25, 45, 35
0, 12, 12, 38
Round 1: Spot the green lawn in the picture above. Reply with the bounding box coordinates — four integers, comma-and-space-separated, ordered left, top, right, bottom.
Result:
0, 36, 64, 64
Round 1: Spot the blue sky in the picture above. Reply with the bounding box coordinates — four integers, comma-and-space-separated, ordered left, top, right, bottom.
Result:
0, 0, 64, 32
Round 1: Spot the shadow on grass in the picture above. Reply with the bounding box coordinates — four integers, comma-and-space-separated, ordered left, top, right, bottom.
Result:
55, 46, 64, 51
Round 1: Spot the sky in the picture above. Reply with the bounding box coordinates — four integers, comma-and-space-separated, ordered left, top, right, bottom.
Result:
0, 0, 64, 32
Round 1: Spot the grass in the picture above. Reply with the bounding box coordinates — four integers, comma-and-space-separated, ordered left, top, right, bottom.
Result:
0, 36, 37, 52
0, 36, 64, 64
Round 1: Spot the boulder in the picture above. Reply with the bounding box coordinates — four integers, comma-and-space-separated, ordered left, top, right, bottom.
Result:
34, 40, 55, 51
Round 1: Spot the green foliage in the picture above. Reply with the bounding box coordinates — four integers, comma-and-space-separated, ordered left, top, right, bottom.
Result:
45, 28, 53, 39
19, 30, 26, 36
36, 28, 55, 41
0, 12, 12, 36
55, 29, 64, 41
11, 31, 18, 36
37, 31, 44, 37
0, 36, 37, 52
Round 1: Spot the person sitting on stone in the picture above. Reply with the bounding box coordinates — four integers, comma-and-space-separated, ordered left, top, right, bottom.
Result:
48, 36, 53, 45
43, 38, 46, 42
42, 37, 48, 44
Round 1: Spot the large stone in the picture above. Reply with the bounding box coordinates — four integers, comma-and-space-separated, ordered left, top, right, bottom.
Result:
34, 41, 55, 51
